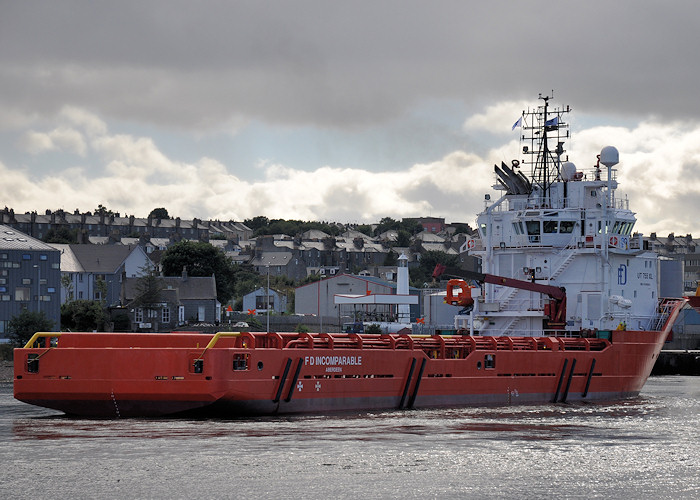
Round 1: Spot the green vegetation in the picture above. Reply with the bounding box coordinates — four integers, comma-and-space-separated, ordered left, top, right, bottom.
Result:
131, 265, 164, 310
409, 250, 459, 288
244, 216, 342, 237
374, 217, 423, 237
148, 207, 170, 219
43, 226, 79, 244
161, 241, 237, 304
61, 300, 106, 331
7, 310, 54, 347
365, 323, 382, 334
94, 204, 115, 217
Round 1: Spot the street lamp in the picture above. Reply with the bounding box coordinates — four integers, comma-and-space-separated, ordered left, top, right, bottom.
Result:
266, 263, 270, 333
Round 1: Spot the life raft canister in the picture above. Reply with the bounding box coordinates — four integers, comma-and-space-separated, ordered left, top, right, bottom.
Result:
445, 279, 475, 308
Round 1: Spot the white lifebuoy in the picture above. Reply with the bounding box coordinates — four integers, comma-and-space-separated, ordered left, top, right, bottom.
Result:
609, 236, 618, 246
467, 239, 475, 249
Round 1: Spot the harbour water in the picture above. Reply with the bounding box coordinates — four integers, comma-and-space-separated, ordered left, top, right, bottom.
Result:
1, 376, 698, 499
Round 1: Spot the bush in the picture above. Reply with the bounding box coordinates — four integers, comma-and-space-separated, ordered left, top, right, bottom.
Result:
365, 323, 382, 334
8, 310, 54, 347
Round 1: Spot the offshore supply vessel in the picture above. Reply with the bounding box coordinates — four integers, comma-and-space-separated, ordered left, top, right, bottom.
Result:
14, 95, 699, 417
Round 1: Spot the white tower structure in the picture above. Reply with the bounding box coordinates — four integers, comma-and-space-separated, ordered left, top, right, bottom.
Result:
397, 253, 410, 323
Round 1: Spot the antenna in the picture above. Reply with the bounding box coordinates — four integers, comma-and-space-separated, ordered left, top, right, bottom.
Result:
519, 93, 570, 206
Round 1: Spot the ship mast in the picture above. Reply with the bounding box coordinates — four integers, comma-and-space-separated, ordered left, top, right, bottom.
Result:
519, 93, 570, 206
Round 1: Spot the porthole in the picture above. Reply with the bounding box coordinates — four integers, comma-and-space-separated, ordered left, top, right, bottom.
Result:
257, 361, 264, 371
477, 361, 482, 370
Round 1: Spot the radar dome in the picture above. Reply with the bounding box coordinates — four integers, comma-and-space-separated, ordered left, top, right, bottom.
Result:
561, 162, 577, 181
600, 146, 619, 167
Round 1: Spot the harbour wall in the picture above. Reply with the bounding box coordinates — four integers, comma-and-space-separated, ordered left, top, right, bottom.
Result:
652, 351, 700, 376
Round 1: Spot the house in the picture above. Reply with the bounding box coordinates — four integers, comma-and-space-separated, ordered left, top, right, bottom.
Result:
242, 287, 288, 314
0, 225, 61, 339
121, 268, 219, 331
51, 244, 153, 306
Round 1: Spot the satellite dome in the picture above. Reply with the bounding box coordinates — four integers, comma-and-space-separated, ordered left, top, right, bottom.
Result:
600, 146, 619, 167
561, 162, 577, 181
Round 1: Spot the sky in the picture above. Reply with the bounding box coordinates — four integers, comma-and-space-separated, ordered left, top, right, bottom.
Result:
2, 1, 700, 237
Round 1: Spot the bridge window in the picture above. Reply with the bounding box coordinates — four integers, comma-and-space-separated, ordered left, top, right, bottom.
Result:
560, 221, 576, 233
543, 220, 558, 233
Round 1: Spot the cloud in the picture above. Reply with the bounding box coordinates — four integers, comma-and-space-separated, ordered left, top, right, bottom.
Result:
463, 100, 531, 134
18, 127, 87, 156
2, 105, 700, 237
3, 2, 700, 132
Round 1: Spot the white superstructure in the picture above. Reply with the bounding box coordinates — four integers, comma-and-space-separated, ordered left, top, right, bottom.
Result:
459, 96, 658, 336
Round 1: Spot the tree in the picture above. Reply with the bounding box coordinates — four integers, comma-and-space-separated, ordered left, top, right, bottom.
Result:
132, 270, 164, 306
409, 250, 459, 288
8, 310, 54, 347
61, 274, 74, 301
130, 266, 165, 326
95, 276, 108, 305
94, 204, 115, 216
383, 250, 398, 266
244, 216, 269, 232
395, 229, 411, 247
61, 300, 106, 332
44, 226, 79, 244
148, 207, 170, 220
161, 241, 236, 304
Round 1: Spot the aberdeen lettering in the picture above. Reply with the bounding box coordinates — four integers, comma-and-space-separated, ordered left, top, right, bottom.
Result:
305, 355, 362, 367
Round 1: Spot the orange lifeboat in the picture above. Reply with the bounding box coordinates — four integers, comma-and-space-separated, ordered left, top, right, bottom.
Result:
445, 279, 475, 308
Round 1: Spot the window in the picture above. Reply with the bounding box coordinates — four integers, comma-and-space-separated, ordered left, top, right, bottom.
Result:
162, 307, 170, 323
526, 221, 540, 235
15, 287, 31, 301
135, 308, 143, 323
47, 287, 55, 293
560, 221, 576, 234
0, 253, 7, 259
1, 295, 10, 301
40, 254, 47, 261
78, 291, 83, 299
22, 254, 31, 260
256, 295, 274, 309
22, 278, 32, 285
543, 220, 558, 233
78, 274, 84, 282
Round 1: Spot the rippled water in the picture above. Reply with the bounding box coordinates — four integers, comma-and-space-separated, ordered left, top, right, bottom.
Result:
1, 376, 698, 499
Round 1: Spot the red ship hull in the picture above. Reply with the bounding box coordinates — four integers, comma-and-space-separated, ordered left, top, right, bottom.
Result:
13, 298, 685, 418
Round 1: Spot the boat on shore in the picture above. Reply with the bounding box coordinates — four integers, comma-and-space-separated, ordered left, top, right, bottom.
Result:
13, 95, 699, 417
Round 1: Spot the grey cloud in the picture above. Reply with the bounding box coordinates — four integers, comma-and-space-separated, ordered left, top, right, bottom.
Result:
3, 1, 700, 130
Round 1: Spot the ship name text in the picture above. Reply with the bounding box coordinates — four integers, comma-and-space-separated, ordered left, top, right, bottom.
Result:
305, 355, 363, 367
